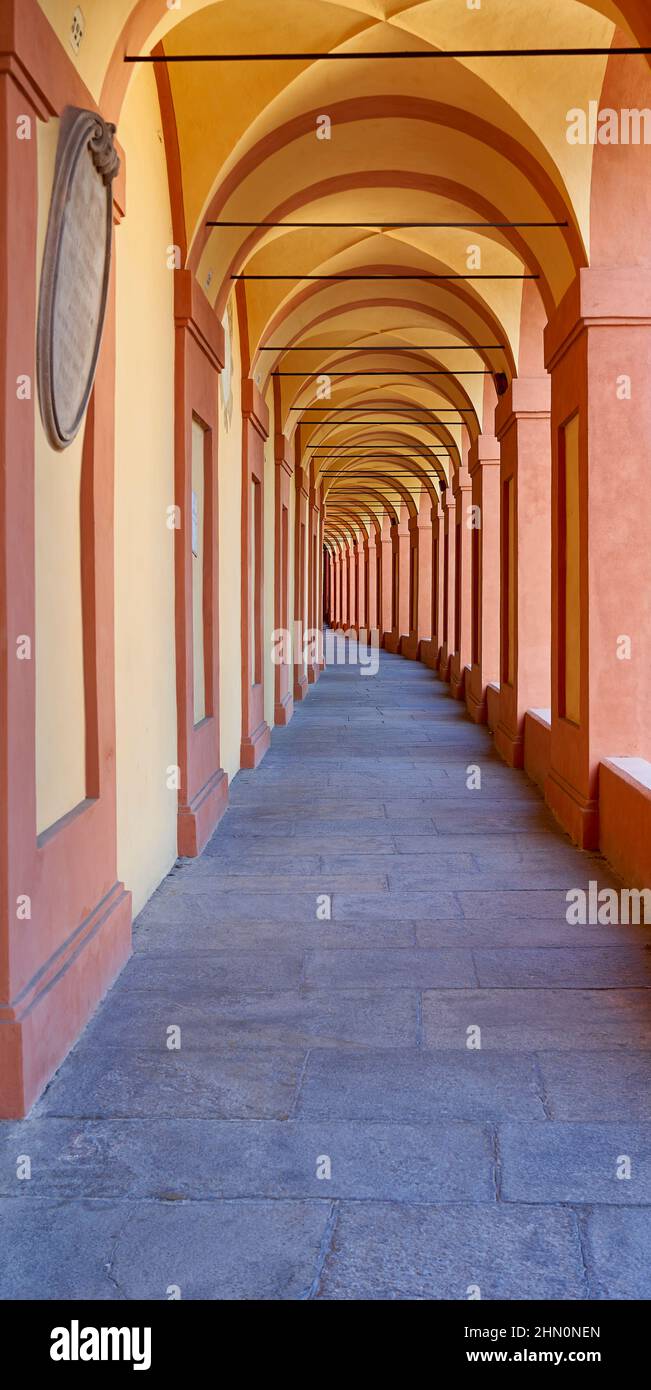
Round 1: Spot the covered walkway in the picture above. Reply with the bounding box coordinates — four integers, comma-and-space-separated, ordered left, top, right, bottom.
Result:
1, 646, 650, 1300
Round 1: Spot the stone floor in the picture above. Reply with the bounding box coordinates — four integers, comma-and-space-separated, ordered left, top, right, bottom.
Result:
2, 642, 651, 1300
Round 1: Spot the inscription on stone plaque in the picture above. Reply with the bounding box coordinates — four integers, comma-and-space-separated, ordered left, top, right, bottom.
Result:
37, 107, 120, 451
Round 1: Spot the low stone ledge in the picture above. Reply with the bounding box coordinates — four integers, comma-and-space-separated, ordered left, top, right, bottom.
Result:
524, 708, 552, 792
600, 757, 651, 890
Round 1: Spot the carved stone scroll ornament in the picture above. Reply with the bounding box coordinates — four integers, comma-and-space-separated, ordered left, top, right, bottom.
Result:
37, 107, 120, 450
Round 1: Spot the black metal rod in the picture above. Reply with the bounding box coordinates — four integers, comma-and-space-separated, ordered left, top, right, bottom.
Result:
274, 369, 490, 376
126, 48, 651, 62
233, 273, 538, 280
261, 343, 504, 350
209, 221, 567, 229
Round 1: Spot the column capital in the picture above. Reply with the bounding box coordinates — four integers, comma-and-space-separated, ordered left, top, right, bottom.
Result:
294, 463, 309, 499
495, 376, 551, 440
452, 466, 472, 501
175, 271, 225, 373
468, 434, 500, 476
241, 378, 269, 440
441, 489, 456, 516
275, 434, 294, 476
544, 267, 651, 372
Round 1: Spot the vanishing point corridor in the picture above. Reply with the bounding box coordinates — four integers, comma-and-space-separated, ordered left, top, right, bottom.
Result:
2, 644, 650, 1301
3, 0, 651, 1319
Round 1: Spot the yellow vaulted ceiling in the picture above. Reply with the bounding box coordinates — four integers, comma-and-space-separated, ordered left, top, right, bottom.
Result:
37, 0, 649, 533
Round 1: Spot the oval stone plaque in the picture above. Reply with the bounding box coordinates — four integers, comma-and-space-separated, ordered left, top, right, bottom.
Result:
37, 107, 120, 451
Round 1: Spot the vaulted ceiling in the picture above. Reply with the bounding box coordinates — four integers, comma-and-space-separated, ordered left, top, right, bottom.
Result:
40, 0, 651, 544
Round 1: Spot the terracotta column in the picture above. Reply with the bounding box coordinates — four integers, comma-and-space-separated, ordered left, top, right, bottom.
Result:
439, 487, 457, 680
340, 544, 349, 629
385, 511, 410, 653
366, 532, 378, 639
326, 543, 331, 627
449, 467, 472, 699
274, 434, 294, 726
348, 543, 357, 631
355, 537, 366, 635
494, 377, 552, 769
293, 463, 309, 702
466, 435, 501, 724
318, 507, 325, 668
421, 502, 443, 670
240, 379, 271, 768
380, 515, 393, 644
307, 484, 322, 682
402, 497, 432, 659
416, 500, 433, 646
332, 544, 338, 628
544, 268, 651, 848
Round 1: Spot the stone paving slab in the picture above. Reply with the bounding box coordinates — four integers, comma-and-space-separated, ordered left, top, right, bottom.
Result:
80, 987, 420, 1051
118, 949, 304, 993
474, 947, 651, 988
224, 798, 388, 819
580, 1207, 651, 1300
422, 989, 651, 1049
133, 917, 418, 951
416, 917, 651, 949
177, 852, 322, 875
333, 892, 462, 920
35, 1046, 307, 1120
457, 889, 586, 919
296, 1050, 544, 1121
538, 1051, 651, 1121
389, 864, 620, 891
0, 1119, 494, 1203
393, 832, 579, 855
303, 947, 477, 989
316, 1202, 587, 1300
499, 1122, 651, 1204
321, 850, 478, 877
162, 871, 390, 892
138, 889, 388, 924
0, 1198, 332, 1301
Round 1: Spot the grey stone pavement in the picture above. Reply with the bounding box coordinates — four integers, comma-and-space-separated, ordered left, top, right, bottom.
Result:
2, 642, 651, 1300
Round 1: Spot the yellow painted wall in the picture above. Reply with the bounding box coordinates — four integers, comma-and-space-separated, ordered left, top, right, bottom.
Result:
35, 116, 86, 835
37, 0, 135, 102
218, 298, 243, 779
114, 65, 177, 916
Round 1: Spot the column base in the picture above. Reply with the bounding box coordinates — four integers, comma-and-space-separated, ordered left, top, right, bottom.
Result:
399, 632, 421, 661
494, 720, 525, 769
293, 673, 309, 701
384, 630, 403, 654
0, 881, 132, 1118
466, 677, 488, 725
419, 638, 440, 671
240, 720, 271, 770
275, 692, 294, 726
449, 658, 468, 701
545, 768, 599, 850
178, 766, 229, 856
308, 663, 320, 684
438, 647, 452, 682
